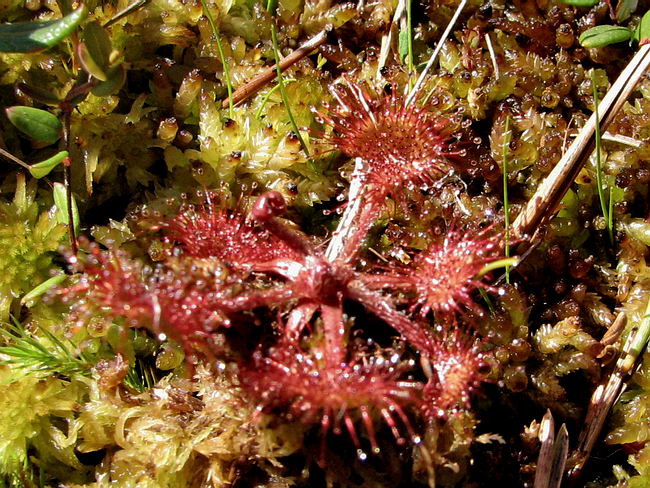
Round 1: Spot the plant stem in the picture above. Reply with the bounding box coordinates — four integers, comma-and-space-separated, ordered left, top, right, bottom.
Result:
63, 111, 78, 255
405, 0, 466, 105
255, 78, 296, 118
478, 257, 518, 277
200, 0, 234, 119
0, 147, 31, 171
502, 115, 511, 283
592, 70, 613, 245
270, 22, 315, 170
406, 0, 414, 74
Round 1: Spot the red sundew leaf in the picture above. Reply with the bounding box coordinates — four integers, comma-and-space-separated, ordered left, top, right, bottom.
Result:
420, 328, 491, 419
152, 200, 302, 266
362, 226, 503, 319
317, 81, 464, 202
60, 242, 238, 354
240, 342, 422, 461
61, 243, 154, 328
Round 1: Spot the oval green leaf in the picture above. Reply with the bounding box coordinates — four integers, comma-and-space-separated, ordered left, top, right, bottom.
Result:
6, 106, 62, 144
91, 64, 126, 96
16, 82, 61, 105
0, 5, 87, 53
21, 274, 66, 306
615, 0, 638, 22
29, 150, 68, 178
84, 21, 111, 71
559, 0, 598, 6
53, 181, 80, 234
634, 9, 650, 43
77, 42, 107, 80
579, 25, 632, 48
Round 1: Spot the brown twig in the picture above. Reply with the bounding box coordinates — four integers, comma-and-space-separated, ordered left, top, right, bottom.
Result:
511, 44, 650, 240
221, 29, 328, 109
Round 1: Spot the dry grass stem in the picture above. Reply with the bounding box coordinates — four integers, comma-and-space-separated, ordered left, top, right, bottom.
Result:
376, 0, 407, 78
570, 300, 650, 483
534, 411, 569, 488
325, 157, 368, 262
485, 32, 499, 79
221, 29, 328, 108
0, 147, 31, 171
512, 43, 650, 240
534, 410, 556, 488
548, 425, 569, 488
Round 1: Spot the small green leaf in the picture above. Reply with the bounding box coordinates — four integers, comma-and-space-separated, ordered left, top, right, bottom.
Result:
84, 22, 111, 70
634, 9, 650, 43
78, 21, 111, 80
615, 0, 638, 22
6, 106, 62, 144
579, 25, 632, 48
559, 0, 598, 6
16, 82, 61, 105
53, 182, 80, 234
77, 42, 107, 80
29, 150, 68, 178
0, 5, 87, 53
21, 274, 66, 306
91, 64, 126, 96
398, 29, 409, 63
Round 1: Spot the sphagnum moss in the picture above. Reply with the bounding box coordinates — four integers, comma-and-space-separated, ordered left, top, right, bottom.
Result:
1, 0, 650, 486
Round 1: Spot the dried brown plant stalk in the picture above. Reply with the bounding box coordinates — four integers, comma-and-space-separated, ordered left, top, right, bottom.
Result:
221, 29, 328, 108
569, 306, 650, 484
534, 410, 569, 488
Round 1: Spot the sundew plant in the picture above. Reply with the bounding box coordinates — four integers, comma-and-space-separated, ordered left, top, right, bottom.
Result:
1, 0, 650, 486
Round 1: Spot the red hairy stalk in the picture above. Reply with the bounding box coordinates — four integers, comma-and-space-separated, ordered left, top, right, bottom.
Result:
240, 341, 421, 463
62, 243, 154, 328
362, 226, 503, 320
420, 328, 490, 419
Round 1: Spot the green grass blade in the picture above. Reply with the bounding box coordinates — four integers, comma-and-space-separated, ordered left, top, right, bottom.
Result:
502, 115, 512, 283
200, 0, 234, 119
270, 22, 316, 171
591, 70, 613, 245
